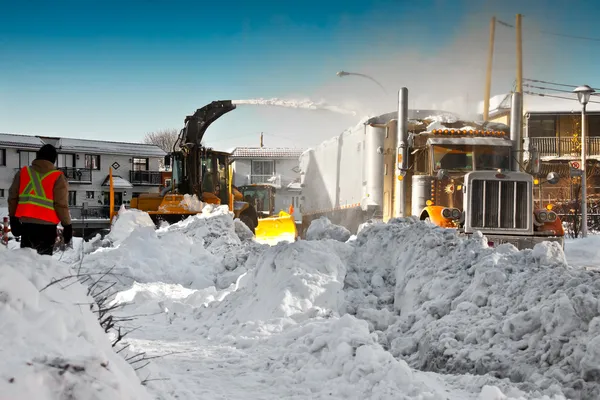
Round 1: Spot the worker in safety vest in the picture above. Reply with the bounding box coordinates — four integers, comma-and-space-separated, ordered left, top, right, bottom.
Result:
8, 144, 73, 255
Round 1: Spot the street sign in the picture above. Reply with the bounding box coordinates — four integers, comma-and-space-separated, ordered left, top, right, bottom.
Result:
570, 160, 583, 177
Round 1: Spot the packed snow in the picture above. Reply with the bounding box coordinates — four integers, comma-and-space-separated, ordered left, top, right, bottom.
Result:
0, 245, 151, 399
5, 202, 600, 400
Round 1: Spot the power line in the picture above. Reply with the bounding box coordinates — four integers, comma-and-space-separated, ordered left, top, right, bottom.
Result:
524, 83, 576, 95
524, 78, 600, 92
497, 19, 600, 43
524, 90, 600, 105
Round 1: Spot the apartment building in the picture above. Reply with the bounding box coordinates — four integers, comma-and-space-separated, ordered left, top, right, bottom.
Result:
231, 146, 305, 222
0, 133, 166, 217
479, 92, 600, 205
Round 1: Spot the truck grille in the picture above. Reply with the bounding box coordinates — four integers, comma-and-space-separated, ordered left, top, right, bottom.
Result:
470, 179, 529, 230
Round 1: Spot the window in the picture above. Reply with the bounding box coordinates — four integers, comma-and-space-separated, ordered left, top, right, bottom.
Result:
68, 191, 77, 206
85, 154, 100, 170
432, 144, 510, 172
19, 151, 37, 167
251, 160, 274, 176
133, 157, 149, 171
528, 115, 556, 138
0, 189, 4, 198
164, 178, 172, 187
0, 149, 5, 166
86, 191, 94, 199
57, 153, 75, 168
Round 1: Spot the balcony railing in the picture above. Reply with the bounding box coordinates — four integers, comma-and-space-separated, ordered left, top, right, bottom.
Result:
247, 174, 282, 188
69, 205, 120, 220
529, 137, 600, 158
59, 167, 92, 183
129, 170, 162, 185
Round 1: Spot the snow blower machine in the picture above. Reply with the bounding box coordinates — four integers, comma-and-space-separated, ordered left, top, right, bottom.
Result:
124, 100, 298, 243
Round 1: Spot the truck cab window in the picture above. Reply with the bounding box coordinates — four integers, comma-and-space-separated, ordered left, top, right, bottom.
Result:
432, 144, 511, 172
433, 145, 473, 171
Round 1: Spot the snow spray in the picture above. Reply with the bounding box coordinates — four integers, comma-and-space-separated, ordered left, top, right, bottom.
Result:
231, 98, 357, 116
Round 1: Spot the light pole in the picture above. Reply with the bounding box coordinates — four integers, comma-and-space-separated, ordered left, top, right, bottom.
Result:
573, 84, 595, 238
336, 70, 388, 95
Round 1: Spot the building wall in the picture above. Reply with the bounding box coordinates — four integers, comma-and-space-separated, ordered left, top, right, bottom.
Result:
0, 148, 163, 209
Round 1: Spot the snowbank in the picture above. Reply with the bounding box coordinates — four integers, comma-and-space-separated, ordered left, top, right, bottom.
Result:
344, 218, 599, 399
0, 248, 150, 400
564, 235, 600, 270
105, 205, 156, 246
80, 205, 265, 291
305, 216, 352, 242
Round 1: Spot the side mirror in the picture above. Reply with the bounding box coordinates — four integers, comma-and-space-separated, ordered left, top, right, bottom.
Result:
436, 169, 448, 180
164, 155, 171, 167
547, 171, 560, 185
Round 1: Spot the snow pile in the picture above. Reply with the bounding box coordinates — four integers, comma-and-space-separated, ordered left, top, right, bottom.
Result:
80, 205, 264, 291
564, 235, 600, 270
343, 218, 600, 400
105, 205, 156, 245
305, 216, 352, 242
0, 248, 150, 399
177, 194, 204, 212
195, 239, 353, 339
232, 98, 358, 116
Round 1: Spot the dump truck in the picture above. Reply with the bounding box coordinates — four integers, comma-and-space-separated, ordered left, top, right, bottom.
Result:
298, 89, 564, 250
126, 100, 298, 243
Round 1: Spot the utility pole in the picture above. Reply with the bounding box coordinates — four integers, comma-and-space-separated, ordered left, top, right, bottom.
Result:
483, 16, 496, 121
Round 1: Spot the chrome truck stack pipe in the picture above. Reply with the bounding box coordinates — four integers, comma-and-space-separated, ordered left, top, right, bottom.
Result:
394, 87, 409, 217
509, 91, 523, 172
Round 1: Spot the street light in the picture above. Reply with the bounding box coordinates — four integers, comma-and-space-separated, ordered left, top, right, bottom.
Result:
573, 84, 596, 238
336, 70, 388, 95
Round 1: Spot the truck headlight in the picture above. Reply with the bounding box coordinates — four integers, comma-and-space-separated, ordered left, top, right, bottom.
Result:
547, 211, 557, 222
442, 208, 452, 218
536, 211, 548, 223
442, 208, 461, 220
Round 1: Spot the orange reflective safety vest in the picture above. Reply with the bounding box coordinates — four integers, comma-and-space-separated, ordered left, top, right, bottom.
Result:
15, 166, 63, 224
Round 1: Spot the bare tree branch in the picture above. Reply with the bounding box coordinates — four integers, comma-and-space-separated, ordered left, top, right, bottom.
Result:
143, 129, 180, 153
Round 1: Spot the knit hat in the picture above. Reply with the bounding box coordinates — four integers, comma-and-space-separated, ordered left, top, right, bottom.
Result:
37, 144, 58, 164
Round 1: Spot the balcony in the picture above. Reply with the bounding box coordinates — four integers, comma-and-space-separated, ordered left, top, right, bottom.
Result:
528, 137, 600, 158
247, 174, 282, 188
69, 205, 119, 220
129, 170, 162, 185
59, 167, 92, 183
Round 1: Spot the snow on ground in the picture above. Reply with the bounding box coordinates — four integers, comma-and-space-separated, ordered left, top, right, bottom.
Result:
71, 209, 591, 400
0, 245, 150, 399
564, 235, 600, 270
77, 205, 266, 292
305, 216, 352, 242
7, 201, 600, 400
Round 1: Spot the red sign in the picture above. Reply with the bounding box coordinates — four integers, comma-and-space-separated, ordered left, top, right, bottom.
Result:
570, 161, 581, 170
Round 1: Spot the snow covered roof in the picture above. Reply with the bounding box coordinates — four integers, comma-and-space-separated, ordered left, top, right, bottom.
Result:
0, 133, 166, 157
478, 93, 600, 116
101, 175, 134, 189
0, 133, 46, 149
232, 147, 306, 159
57, 138, 166, 157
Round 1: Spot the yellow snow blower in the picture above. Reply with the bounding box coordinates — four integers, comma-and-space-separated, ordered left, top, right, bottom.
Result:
120, 100, 298, 244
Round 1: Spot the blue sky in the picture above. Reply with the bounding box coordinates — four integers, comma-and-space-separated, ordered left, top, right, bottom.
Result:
1, 0, 600, 149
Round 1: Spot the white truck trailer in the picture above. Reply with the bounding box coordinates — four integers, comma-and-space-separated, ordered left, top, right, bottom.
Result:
298, 89, 565, 250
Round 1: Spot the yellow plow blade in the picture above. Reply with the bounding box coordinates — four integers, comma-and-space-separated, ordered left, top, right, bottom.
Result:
255, 211, 298, 245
